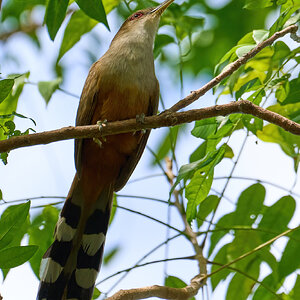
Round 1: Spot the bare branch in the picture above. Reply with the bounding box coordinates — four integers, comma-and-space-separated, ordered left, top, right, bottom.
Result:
163, 24, 298, 114
0, 100, 299, 154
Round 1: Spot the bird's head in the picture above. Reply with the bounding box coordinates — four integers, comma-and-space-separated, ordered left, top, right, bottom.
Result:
111, 0, 174, 47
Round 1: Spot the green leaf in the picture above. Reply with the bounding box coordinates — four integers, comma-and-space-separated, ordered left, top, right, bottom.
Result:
28, 205, 59, 278
0, 245, 38, 269
257, 124, 300, 171
0, 202, 30, 250
280, 77, 300, 105
151, 125, 184, 165
278, 227, 300, 280
103, 245, 120, 265
154, 34, 175, 58
45, 0, 69, 41
75, 0, 108, 27
244, 0, 273, 9
58, 9, 98, 61
92, 287, 101, 299
211, 245, 231, 289
0, 79, 14, 104
0, 72, 30, 141
165, 275, 194, 299
258, 196, 295, 242
38, 78, 62, 104
109, 193, 117, 225
242, 115, 263, 134
196, 195, 219, 228
226, 259, 260, 300
186, 171, 214, 222
171, 147, 224, 195
0, 189, 2, 200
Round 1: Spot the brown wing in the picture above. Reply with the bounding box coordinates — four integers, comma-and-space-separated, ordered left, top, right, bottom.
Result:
75, 61, 103, 176
114, 81, 159, 192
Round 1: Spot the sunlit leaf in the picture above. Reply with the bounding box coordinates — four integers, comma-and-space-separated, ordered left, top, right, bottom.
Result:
0, 245, 38, 269
0, 79, 14, 104
0, 202, 30, 250
103, 245, 120, 265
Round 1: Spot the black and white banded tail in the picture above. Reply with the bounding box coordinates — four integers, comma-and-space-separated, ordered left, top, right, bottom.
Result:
37, 176, 113, 300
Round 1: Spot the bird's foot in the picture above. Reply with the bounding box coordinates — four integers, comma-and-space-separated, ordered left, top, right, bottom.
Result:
97, 119, 108, 131
136, 113, 145, 124
93, 137, 103, 148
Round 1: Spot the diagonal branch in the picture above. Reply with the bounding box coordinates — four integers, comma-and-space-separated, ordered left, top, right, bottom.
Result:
0, 100, 299, 154
162, 24, 298, 114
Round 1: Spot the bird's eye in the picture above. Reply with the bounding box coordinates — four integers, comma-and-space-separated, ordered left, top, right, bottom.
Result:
130, 12, 144, 20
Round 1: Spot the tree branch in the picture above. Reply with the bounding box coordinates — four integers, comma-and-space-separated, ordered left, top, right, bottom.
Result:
162, 24, 298, 114
0, 100, 299, 153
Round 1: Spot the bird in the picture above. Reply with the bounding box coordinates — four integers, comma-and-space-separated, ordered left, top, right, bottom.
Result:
37, 1, 174, 299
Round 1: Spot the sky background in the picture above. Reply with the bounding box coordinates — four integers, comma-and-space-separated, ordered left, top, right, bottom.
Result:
0, 1, 299, 299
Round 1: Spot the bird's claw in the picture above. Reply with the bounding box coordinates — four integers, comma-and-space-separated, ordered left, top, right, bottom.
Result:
97, 119, 108, 131
136, 113, 145, 124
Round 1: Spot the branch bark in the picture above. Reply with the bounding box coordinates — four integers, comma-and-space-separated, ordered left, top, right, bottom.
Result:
0, 100, 299, 153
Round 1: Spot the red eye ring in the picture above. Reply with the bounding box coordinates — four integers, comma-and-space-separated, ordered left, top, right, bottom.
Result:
130, 12, 144, 20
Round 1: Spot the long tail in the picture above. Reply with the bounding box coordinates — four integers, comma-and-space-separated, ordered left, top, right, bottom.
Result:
37, 174, 113, 300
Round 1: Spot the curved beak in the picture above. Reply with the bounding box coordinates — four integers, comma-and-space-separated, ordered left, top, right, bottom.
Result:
151, 0, 174, 16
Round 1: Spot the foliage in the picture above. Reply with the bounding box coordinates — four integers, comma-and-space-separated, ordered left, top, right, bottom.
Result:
0, 0, 300, 299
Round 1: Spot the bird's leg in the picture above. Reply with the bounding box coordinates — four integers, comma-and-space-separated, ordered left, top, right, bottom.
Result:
94, 120, 108, 147
135, 113, 147, 135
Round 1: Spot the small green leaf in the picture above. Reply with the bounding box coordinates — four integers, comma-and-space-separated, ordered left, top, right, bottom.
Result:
38, 78, 62, 104
0, 245, 38, 269
103, 245, 120, 265
0, 79, 14, 104
75, 0, 108, 27
109, 194, 117, 225
45, 0, 69, 40
92, 287, 101, 299
0, 189, 2, 200
58, 9, 98, 61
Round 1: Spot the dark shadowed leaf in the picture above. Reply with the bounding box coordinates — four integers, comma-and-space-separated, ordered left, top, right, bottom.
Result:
75, 0, 108, 27
44, 0, 69, 41
28, 205, 59, 278
278, 227, 300, 280
58, 10, 98, 61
